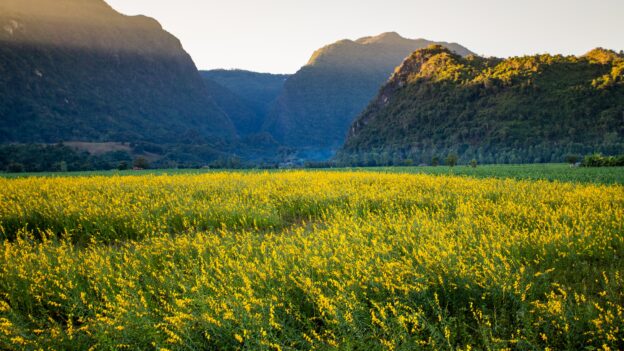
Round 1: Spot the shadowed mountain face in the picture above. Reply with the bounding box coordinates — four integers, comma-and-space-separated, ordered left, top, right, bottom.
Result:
262, 32, 474, 152
201, 70, 290, 136
340, 45, 624, 164
0, 0, 235, 144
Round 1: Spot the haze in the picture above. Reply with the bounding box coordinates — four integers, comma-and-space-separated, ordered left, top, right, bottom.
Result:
104, 0, 623, 73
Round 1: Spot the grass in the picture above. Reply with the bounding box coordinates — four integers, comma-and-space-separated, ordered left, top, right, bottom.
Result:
372, 163, 624, 184
2, 163, 624, 184
0, 171, 622, 350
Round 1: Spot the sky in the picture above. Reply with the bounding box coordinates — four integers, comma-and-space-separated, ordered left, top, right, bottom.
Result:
105, 0, 624, 74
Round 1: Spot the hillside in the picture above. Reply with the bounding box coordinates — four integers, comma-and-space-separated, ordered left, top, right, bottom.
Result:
0, 0, 235, 144
340, 45, 624, 165
202, 77, 261, 136
201, 70, 289, 135
263, 32, 473, 152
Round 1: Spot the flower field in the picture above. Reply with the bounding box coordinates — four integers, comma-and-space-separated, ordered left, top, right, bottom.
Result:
0, 171, 622, 350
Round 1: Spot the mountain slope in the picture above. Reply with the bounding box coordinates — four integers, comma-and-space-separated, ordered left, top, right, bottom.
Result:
200, 70, 289, 136
340, 45, 624, 164
0, 0, 235, 144
202, 77, 261, 136
263, 32, 473, 151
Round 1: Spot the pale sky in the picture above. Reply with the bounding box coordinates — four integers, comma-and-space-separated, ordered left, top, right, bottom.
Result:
105, 0, 624, 74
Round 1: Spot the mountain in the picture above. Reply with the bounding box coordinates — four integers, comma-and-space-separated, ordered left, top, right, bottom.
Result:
200, 70, 290, 136
263, 32, 474, 152
202, 77, 261, 136
0, 0, 235, 144
340, 45, 624, 165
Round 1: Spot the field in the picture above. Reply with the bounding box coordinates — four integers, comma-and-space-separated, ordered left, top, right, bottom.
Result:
3, 164, 624, 185
0, 170, 623, 350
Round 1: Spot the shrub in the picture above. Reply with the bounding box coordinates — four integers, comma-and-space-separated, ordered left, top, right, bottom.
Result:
582, 153, 624, 167
564, 154, 580, 164
446, 154, 459, 167
431, 156, 440, 167
133, 157, 150, 169
6, 162, 25, 173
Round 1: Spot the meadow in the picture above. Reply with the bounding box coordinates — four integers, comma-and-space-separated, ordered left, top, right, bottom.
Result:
3, 164, 624, 185
0, 170, 622, 350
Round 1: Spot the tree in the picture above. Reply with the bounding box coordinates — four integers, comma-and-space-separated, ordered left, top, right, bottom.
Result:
431, 156, 440, 167
564, 154, 580, 165
54, 161, 68, 172
117, 161, 129, 171
133, 157, 150, 170
7, 162, 24, 173
470, 159, 478, 168
446, 154, 458, 167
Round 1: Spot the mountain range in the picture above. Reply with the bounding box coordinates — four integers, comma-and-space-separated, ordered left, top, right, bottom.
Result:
263, 32, 474, 153
0, 0, 622, 171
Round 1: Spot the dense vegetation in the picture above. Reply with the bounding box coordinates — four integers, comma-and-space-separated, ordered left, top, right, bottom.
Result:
201, 70, 290, 136
0, 144, 132, 172
0, 0, 235, 144
581, 153, 624, 167
341, 45, 624, 164
0, 172, 622, 349
202, 77, 261, 136
374, 163, 624, 184
0, 142, 264, 172
264, 33, 473, 152
4, 163, 624, 186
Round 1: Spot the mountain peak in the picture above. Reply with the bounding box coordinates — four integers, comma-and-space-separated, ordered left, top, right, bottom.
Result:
307, 34, 473, 67
0, 0, 236, 145
584, 47, 623, 64
356, 31, 407, 45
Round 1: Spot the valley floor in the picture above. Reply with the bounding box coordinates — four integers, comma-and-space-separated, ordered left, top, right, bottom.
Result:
0, 170, 622, 349
2, 163, 624, 184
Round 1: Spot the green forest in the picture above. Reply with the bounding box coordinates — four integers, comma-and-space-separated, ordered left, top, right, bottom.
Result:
340, 46, 624, 165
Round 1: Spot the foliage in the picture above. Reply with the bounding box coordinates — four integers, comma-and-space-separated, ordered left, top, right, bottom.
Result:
264, 33, 473, 150
117, 161, 129, 171
342, 46, 624, 164
445, 154, 458, 167
0, 144, 132, 173
201, 70, 290, 136
582, 153, 624, 167
0, 0, 234, 145
133, 157, 150, 170
2, 163, 624, 185
0, 171, 622, 350
564, 154, 581, 164
368, 164, 624, 184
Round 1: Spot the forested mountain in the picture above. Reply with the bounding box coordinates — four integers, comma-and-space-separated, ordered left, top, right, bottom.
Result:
340, 45, 624, 165
0, 0, 235, 144
202, 77, 261, 136
201, 70, 289, 135
263, 32, 473, 151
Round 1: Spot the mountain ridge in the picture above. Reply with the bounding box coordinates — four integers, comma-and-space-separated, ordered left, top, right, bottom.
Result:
201, 69, 290, 136
340, 45, 624, 164
0, 0, 235, 144
263, 33, 474, 153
